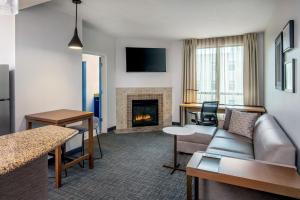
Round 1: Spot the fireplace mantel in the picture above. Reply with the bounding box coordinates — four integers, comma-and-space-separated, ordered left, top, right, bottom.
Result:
116, 87, 172, 133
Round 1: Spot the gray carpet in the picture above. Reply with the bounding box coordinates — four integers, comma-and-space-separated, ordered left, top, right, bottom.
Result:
48, 132, 191, 200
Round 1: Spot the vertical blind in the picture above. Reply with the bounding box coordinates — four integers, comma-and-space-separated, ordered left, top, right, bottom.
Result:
197, 45, 244, 105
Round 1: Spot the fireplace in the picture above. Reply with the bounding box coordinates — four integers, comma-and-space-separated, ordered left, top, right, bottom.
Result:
132, 99, 159, 127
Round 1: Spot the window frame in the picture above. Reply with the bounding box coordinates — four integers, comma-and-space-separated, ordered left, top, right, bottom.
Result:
196, 45, 244, 105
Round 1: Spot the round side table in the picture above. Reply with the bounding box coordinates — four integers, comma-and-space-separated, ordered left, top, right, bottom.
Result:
162, 126, 194, 174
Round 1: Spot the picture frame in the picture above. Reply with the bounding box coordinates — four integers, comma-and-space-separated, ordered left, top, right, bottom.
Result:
275, 32, 284, 90
284, 59, 295, 93
283, 20, 294, 52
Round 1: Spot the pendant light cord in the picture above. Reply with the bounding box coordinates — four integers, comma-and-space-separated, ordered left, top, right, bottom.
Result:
75, 2, 78, 28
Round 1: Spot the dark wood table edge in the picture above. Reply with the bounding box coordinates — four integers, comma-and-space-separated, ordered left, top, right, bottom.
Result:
186, 153, 300, 200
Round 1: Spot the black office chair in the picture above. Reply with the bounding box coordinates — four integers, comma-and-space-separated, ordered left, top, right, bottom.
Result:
191, 101, 219, 127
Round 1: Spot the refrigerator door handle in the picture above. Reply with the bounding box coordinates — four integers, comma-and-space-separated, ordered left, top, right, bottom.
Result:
0, 99, 10, 101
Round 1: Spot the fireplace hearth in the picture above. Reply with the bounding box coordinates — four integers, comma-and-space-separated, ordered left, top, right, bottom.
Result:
132, 99, 159, 127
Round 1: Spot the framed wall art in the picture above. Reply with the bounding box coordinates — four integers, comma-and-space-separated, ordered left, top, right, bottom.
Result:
275, 32, 284, 90
284, 59, 295, 93
283, 20, 294, 52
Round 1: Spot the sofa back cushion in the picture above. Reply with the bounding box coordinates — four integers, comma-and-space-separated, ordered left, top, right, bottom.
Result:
228, 110, 259, 139
253, 114, 296, 167
223, 108, 232, 130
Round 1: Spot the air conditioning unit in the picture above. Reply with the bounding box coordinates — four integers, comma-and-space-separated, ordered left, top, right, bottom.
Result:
0, 0, 18, 15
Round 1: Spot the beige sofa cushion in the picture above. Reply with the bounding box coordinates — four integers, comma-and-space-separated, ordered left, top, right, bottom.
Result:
253, 114, 296, 167
177, 125, 217, 145
177, 141, 208, 154
223, 108, 233, 130
228, 110, 258, 139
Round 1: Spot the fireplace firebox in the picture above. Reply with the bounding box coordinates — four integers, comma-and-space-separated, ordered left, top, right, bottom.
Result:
132, 99, 159, 127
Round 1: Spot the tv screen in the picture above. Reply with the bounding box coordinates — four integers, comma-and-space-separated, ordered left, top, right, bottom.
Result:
126, 47, 166, 72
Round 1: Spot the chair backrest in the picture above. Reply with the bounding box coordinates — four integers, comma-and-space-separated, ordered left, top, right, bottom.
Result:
200, 101, 219, 123
83, 117, 99, 129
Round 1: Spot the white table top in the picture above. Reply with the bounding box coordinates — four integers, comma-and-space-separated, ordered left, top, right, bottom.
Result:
162, 126, 195, 136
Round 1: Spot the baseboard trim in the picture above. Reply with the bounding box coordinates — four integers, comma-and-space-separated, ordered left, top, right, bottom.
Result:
172, 122, 180, 126
107, 126, 116, 133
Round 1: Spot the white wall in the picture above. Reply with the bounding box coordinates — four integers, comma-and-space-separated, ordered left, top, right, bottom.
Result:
82, 54, 99, 113
0, 16, 15, 70
83, 22, 116, 128
170, 41, 184, 123
115, 38, 183, 122
15, 3, 83, 150
264, 0, 300, 168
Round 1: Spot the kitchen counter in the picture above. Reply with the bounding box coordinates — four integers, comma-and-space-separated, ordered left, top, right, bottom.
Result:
0, 125, 77, 175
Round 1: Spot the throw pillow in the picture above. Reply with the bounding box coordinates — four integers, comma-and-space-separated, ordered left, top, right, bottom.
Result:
223, 108, 233, 130
228, 110, 258, 139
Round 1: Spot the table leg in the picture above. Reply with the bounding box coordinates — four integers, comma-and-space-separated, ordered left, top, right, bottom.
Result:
180, 106, 183, 126
88, 116, 94, 169
172, 135, 178, 174
26, 121, 32, 130
163, 135, 185, 174
184, 107, 187, 125
187, 175, 192, 200
55, 145, 62, 188
194, 177, 199, 200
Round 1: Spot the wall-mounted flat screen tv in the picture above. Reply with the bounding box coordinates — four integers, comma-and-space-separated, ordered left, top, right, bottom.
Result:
126, 47, 166, 72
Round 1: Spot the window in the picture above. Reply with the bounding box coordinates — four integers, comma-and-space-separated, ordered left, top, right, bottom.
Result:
196, 45, 244, 105
228, 80, 235, 90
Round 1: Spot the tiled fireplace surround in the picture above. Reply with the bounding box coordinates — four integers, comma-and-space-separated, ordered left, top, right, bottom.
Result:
116, 88, 172, 133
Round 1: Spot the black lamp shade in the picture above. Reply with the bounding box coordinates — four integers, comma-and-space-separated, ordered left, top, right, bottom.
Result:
68, 28, 83, 49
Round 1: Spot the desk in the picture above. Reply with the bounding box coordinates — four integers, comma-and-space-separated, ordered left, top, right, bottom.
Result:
186, 152, 300, 200
25, 109, 94, 188
180, 103, 266, 126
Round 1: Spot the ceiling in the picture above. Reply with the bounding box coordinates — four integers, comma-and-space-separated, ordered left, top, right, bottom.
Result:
50, 0, 280, 40
19, 0, 51, 10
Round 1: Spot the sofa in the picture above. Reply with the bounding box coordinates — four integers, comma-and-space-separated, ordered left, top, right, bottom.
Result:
179, 113, 297, 199
178, 113, 296, 167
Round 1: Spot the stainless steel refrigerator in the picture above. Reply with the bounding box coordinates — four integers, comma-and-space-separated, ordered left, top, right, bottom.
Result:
0, 65, 11, 135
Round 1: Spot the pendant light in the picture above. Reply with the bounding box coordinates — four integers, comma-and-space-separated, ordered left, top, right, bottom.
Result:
0, 0, 18, 15
68, 0, 83, 49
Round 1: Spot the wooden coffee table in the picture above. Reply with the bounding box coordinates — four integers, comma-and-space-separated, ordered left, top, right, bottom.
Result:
186, 152, 300, 200
162, 127, 194, 174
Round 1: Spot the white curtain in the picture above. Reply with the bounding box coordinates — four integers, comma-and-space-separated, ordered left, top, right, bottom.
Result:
184, 34, 259, 106
196, 35, 244, 105
183, 39, 198, 103
243, 33, 260, 106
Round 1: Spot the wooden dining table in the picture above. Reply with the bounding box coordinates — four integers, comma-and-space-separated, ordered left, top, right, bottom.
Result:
25, 109, 94, 188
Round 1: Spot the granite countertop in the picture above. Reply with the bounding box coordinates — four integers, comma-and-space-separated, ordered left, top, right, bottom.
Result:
0, 125, 77, 175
